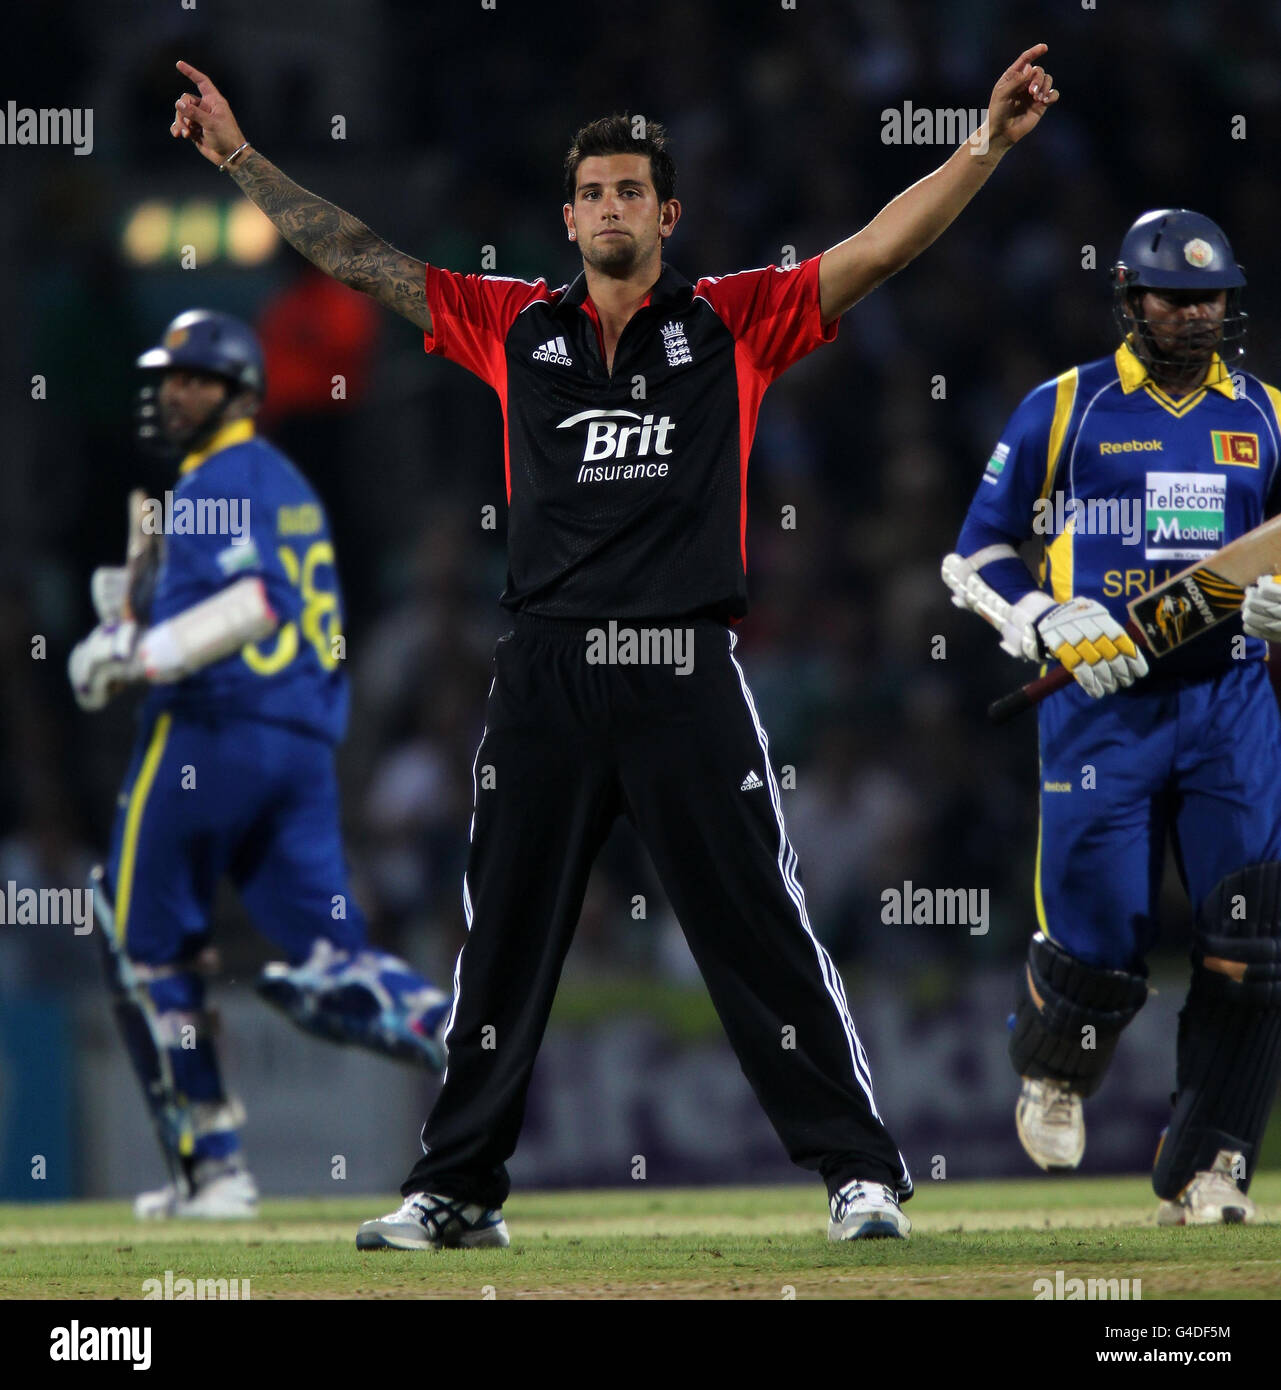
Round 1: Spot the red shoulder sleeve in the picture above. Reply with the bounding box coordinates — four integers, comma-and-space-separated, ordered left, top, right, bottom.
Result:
423, 267, 551, 389
693, 254, 837, 385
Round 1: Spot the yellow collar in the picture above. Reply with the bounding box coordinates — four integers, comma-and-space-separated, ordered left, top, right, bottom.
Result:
179, 418, 255, 475
1114, 339, 1236, 401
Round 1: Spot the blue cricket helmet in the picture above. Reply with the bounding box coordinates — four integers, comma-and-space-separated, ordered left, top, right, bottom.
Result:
137, 308, 266, 395
1111, 209, 1245, 291
1111, 209, 1247, 369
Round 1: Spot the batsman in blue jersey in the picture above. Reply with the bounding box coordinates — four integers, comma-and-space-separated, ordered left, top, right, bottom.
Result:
947, 210, 1281, 1224
68, 309, 451, 1219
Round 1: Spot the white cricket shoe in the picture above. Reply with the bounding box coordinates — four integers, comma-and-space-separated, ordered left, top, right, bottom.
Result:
1016, 1076, 1085, 1170
827, 1180, 911, 1240
1157, 1150, 1255, 1226
356, 1192, 510, 1250
134, 1167, 259, 1221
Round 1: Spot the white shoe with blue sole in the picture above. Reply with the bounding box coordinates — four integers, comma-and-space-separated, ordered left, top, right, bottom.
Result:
356, 1192, 510, 1250
828, 1180, 911, 1240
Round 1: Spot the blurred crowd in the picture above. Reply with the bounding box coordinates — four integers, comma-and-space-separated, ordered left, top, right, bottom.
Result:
5, 0, 1281, 990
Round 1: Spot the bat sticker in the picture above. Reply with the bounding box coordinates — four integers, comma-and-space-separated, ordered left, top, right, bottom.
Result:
1130, 567, 1244, 655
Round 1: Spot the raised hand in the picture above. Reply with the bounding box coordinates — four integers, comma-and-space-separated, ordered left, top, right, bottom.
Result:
170, 60, 249, 167
170, 61, 431, 330
987, 43, 1059, 151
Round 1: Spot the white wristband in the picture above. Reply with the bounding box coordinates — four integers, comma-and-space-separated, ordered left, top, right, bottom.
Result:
138, 622, 186, 683
1000, 590, 1056, 660
138, 577, 277, 683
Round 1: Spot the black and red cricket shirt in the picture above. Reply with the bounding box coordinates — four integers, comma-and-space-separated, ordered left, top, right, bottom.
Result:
423, 254, 837, 621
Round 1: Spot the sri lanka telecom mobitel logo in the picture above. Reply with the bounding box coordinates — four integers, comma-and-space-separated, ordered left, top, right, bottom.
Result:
1144, 473, 1225, 561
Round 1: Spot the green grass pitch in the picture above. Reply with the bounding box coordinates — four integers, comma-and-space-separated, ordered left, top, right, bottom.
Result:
4, 1175, 1281, 1299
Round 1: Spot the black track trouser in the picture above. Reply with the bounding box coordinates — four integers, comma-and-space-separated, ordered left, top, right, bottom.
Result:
402, 614, 910, 1208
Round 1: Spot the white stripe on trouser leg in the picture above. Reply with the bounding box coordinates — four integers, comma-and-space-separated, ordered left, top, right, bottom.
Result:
726, 634, 900, 1132
424, 678, 495, 1130
725, 635, 877, 1106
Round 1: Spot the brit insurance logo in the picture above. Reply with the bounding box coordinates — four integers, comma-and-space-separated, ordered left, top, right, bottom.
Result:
532, 335, 573, 366
557, 408, 676, 484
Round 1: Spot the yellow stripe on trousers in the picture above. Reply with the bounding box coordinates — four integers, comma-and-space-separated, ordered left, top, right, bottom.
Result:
1034, 807, 1050, 937
1033, 747, 1053, 941
115, 712, 172, 944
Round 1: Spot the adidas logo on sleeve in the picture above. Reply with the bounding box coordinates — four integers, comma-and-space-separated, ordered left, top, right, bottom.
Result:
532, 336, 573, 366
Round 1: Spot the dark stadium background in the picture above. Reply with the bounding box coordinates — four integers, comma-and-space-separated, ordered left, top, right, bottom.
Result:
3, 0, 1281, 1198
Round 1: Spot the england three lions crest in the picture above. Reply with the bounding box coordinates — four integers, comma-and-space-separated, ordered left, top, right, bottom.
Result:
661, 321, 692, 367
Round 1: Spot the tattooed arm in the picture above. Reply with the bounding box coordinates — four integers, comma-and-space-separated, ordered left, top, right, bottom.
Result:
170, 60, 430, 333
228, 151, 430, 331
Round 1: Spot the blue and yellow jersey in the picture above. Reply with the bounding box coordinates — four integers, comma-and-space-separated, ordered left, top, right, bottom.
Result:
141, 419, 348, 743
957, 342, 1281, 677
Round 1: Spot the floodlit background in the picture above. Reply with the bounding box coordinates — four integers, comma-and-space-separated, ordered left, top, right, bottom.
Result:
3, 0, 1281, 1198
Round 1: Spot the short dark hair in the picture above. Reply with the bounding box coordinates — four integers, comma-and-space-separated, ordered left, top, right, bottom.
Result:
563, 114, 676, 205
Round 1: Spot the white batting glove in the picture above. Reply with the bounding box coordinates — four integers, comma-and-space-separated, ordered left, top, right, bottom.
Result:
999, 590, 1057, 661
1034, 597, 1148, 698
1242, 574, 1281, 641
943, 552, 1052, 658
90, 566, 131, 624
68, 622, 142, 711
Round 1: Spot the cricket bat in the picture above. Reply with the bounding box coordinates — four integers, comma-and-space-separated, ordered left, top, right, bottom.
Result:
975, 512, 1281, 723
123, 488, 161, 624
90, 864, 196, 1198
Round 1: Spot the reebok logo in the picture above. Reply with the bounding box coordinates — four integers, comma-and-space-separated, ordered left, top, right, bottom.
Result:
532, 336, 573, 366
1100, 439, 1163, 454
740, 770, 764, 791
